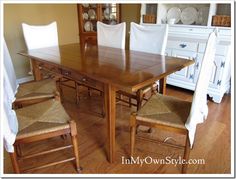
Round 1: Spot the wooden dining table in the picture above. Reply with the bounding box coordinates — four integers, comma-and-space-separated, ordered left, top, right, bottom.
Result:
19, 43, 194, 163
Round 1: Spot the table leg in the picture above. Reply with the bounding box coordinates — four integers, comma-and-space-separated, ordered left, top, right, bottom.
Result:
31, 59, 42, 81
104, 83, 116, 163
159, 77, 166, 95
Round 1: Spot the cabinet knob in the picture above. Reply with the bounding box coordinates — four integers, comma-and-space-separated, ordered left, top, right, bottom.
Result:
195, 62, 199, 69
179, 44, 187, 48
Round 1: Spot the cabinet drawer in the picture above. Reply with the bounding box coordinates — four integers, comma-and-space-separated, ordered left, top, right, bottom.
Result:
61, 69, 103, 91
39, 62, 61, 74
198, 43, 228, 55
167, 40, 198, 52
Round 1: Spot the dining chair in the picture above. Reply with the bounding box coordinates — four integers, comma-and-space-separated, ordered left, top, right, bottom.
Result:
4, 38, 59, 109
118, 22, 169, 111
3, 61, 82, 173
97, 21, 126, 49
130, 31, 217, 173
75, 21, 126, 116
22, 21, 77, 103
7, 100, 81, 173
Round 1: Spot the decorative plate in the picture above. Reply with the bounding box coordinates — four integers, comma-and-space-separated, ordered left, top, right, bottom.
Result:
88, 9, 96, 20
84, 21, 93, 32
181, 7, 198, 25
104, 8, 110, 20
82, 12, 89, 20
109, 14, 116, 20
197, 7, 209, 25
167, 7, 181, 24
82, 4, 89, 8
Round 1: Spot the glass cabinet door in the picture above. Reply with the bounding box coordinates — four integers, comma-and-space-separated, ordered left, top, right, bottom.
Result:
100, 4, 120, 25
80, 4, 99, 32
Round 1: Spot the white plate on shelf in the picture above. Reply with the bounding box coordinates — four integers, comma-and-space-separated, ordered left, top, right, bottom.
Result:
197, 7, 209, 25
104, 8, 110, 20
84, 21, 93, 32
181, 7, 198, 25
88, 9, 96, 20
167, 7, 181, 24
82, 13, 88, 20
82, 4, 89, 8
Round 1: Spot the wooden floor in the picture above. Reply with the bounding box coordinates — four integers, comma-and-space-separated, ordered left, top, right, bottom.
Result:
3, 85, 231, 174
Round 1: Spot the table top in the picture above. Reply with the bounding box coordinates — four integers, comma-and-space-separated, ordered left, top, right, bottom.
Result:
19, 43, 194, 92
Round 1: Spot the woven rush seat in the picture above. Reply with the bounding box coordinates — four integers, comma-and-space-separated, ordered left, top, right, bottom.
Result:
136, 93, 192, 129
15, 99, 70, 140
15, 79, 57, 102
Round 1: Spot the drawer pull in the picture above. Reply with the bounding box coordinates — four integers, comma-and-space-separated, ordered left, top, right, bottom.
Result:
82, 78, 87, 82
63, 71, 70, 76
179, 44, 187, 48
195, 62, 199, 69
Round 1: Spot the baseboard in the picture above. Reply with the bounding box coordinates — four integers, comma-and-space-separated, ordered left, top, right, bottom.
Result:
16, 76, 34, 84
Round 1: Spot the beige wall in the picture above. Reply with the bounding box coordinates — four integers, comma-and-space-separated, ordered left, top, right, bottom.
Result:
4, 4, 79, 78
4, 4, 140, 79
121, 4, 141, 49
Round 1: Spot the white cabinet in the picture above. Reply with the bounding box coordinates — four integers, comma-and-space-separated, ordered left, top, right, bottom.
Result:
165, 26, 231, 103
140, 3, 232, 103
167, 49, 197, 88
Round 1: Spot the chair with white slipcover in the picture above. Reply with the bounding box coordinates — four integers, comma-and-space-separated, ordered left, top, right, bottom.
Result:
119, 22, 169, 110
4, 38, 58, 108
97, 21, 126, 49
130, 30, 218, 173
22, 21, 77, 102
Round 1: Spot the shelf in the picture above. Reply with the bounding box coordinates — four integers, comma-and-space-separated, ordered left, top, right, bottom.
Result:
78, 4, 121, 46
140, 3, 231, 27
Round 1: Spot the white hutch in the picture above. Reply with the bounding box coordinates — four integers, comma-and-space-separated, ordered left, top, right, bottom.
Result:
140, 3, 231, 103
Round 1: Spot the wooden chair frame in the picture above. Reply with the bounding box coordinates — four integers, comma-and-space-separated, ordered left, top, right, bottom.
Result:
9, 120, 82, 173
130, 112, 190, 174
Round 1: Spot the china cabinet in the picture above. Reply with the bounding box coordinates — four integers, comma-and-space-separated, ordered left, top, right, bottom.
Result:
77, 4, 121, 47
140, 3, 231, 103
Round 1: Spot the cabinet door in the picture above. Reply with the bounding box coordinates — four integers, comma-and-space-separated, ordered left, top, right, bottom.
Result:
168, 49, 197, 84
99, 4, 120, 24
209, 55, 225, 89
195, 53, 224, 90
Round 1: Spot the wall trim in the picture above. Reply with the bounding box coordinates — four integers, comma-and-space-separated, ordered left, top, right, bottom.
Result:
16, 76, 34, 84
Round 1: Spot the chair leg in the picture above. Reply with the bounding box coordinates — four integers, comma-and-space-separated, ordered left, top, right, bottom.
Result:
130, 113, 137, 158
129, 97, 132, 107
88, 87, 92, 97
101, 92, 105, 118
182, 135, 190, 174
75, 83, 80, 104
69, 121, 82, 173
136, 89, 143, 111
58, 78, 64, 102
9, 149, 20, 173
16, 145, 23, 157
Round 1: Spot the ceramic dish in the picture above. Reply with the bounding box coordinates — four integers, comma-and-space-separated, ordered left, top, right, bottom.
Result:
88, 9, 96, 20
84, 21, 93, 32
104, 8, 110, 20
167, 7, 181, 24
197, 7, 209, 25
181, 7, 198, 25
82, 4, 89, 8
82, 12, 89, 20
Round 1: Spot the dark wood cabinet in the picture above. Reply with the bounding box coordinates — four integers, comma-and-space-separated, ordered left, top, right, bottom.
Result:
77, 4, 121, 47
